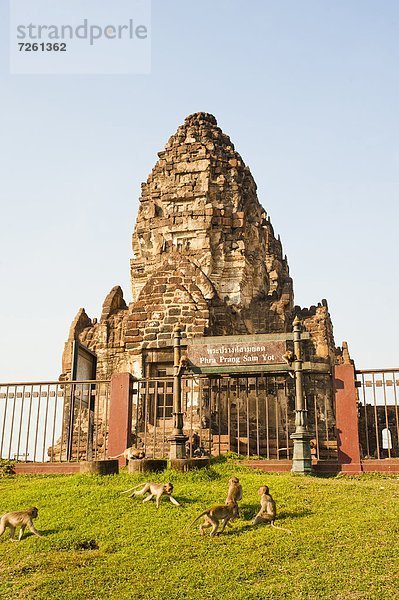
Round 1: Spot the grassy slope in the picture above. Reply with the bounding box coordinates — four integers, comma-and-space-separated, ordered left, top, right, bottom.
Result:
0, 460, 398, 600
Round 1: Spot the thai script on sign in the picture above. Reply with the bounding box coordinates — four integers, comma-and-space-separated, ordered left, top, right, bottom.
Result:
187, 340, 286, 368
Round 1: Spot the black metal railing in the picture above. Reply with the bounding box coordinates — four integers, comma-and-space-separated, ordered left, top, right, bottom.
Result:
0, 380, 110, 462
356, 369, 399, 459
0, 372, 334, 463
130, 373, 334, 460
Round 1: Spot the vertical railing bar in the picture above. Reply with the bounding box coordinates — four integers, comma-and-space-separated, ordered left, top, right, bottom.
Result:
314, 390, 319, 460
92, 384, 98, 460
0, 385, 8, 459
33, 384, 42, 463
76, 384, 83, 461
41, 384, 50, 462
382, 372, 391, 459
99, 383, 104, 460
98, 383, 103, 460
322, 376, 330, 459
227, 378, 231, 453
372, 373, 380, 459
67, 382, 74, 462
85, 385, 90, 460
91, 381, 97, 460
237, 377, 240, 456
100, 382, 104, 459
218, 378, 221, 456
8, 385, 17, 460
103, 383, 110, 459
161, 381, 166, 458
50, 384, 58, 463
85, 383, 91, 461
189, 378, 194, 459
207, 377, 211, 455
82, 383, 88, 461
74, 383, 81, 462
392, 372, 399, 454
16, 385, 26, 462
59, 384, 66, 462
265, 376, 270, 460
362, 373, 370, 458
275, 378, 279, 460
153, 381, 158, 459
312, 375, 319, 459
134, 381, 140, 450
285, 380, 289, 459
143, 380, 149, 453
246, 378, 250, 458
208, 378, 213, 456
255, 376, 260, 456
198, 377, 203, 453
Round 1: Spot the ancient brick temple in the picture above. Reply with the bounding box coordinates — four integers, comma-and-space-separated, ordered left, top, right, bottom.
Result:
61, 112, 343, 457
62, 112, 337, 378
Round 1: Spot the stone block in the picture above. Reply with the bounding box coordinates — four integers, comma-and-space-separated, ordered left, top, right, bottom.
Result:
80, 460, 119, 475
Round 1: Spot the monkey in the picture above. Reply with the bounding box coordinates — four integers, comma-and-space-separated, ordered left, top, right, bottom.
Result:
176, 355, 188, 376
0, 507, 43, 541
252, 486, 292, 533
187, 502, 239, 537
109, 447, 145, 460
121, 482, 180, 509
225, 476, 243, 507
282, 350, 295, 378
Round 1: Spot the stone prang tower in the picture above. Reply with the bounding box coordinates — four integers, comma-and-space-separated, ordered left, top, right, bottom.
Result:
62, 113, 336, 380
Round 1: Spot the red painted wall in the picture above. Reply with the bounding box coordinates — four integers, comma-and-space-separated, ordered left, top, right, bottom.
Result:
334, 364, 362, 473
108, 373, 133, 468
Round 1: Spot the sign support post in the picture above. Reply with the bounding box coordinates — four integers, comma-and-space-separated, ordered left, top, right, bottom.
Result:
168, 325, 188, 459
291, 316, 313, 474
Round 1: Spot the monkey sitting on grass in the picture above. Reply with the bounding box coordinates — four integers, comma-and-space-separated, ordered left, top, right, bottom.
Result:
0, 507, 43, 541
252, 486, 292, 533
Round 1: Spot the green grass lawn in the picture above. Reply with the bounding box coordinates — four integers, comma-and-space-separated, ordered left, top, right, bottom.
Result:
0, 459, 398, 600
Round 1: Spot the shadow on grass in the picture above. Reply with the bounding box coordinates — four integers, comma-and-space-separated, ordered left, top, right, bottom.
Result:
35, 528, 59, 537
174, 496, 198, 506
279, 509, 312, 519
215, 518, 299, 537
239, 504, 312, 520
35, 525, 74, 538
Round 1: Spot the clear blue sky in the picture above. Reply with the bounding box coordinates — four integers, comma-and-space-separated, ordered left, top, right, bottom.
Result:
0, 0, 398, 380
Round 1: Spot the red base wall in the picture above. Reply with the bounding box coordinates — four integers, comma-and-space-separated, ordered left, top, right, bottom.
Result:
13, 463, 81, 474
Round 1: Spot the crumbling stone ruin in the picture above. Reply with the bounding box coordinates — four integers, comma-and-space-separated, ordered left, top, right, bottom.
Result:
61, 112, 347, 458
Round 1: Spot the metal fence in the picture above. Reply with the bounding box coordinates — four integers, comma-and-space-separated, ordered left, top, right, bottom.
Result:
130, 373, 335, 460
0, 380, 110, 462
356, 369, 399, 459
0, 372, 334, 463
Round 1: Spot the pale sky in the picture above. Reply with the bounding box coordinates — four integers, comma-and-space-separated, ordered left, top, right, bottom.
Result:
0, 0, 398, 381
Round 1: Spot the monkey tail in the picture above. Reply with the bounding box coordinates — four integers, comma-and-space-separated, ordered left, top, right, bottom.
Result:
185, 511, 208, 532
120, 483, 144, 495
108, 453, 123, 459
271, 522, 293, 534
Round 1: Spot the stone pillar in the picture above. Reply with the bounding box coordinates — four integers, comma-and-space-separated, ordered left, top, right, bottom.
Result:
168, 325, 188, 459
291, 316, 312, 474
335, 364, 362, 473
108, 373, 133, 468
